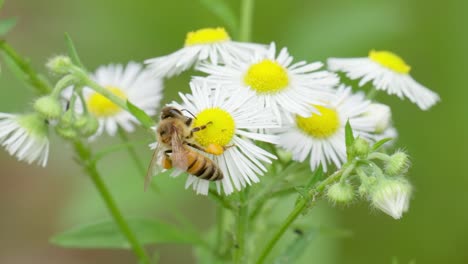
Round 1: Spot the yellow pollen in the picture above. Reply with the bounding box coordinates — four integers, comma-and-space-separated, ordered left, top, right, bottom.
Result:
193, 107, 235, 149
87, 86, 127, 117
244, 59, 289, 94
184, 27, 230, 46
369, 50, 411, 74
296, 105, 340, 138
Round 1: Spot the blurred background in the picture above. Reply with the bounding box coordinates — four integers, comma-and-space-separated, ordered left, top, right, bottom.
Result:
0, 0, 466, 263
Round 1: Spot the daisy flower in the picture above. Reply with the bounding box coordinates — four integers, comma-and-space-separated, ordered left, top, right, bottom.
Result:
64, 62, 163, 138
327, 50, 440, 110
370, 177, 412, 219
160, 80, 278, 195
144, 27, 265, 78
197, 42, 338, 124
0, 113, 49, 167
277, 85, 381, 172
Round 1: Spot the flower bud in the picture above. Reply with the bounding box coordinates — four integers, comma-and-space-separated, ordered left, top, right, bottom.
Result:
327, 182, 355, 204
370, 177, 412, 219
350, 137, 370, 157
59, 110, 75, 127
55, 125, 78, 140
46, 55, 72, 74
79, 115, 99, 137
34, 96, 62, 119
384, 151, 410, 176
364, 103, 391, 133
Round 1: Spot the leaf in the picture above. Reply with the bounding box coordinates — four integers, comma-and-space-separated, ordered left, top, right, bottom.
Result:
273, 227, 318, 264
345, 120, 355, 149
1, 51, 28, 83
51, 218, 201, 249
199, 0, 238, 35
126, 100, 154, 129
305, 165, 323, 189
64, 33, 85, 69
371, 137, 393, 152
0, 18, 17, 36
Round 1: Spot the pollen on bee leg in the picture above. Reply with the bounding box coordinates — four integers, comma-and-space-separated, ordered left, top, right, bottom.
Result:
205, 143, 225, 155
162, 156, 172, 169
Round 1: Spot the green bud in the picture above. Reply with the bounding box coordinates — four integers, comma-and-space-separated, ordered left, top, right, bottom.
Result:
358, 177, 377, 197
350, 137, 370, 158
59, 110, 75, 127
384, 151, 410, 176
55, 125, 78, 140
327, 182, 355, 204
46, 55, 72, 74
34, 96, 63, 119
79, 115, 99, 137
73, 115, 88, 129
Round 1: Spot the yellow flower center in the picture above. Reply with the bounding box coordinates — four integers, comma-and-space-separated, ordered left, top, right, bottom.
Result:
184, 27, 230, 46
244, 59, 289, 94
87, 86, 127, 117
296, 105, 340, 138
193, 107, 235, 148
369, 50, 411, 74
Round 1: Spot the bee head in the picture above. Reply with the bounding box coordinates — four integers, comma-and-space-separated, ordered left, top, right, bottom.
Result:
161, 106, 184, 120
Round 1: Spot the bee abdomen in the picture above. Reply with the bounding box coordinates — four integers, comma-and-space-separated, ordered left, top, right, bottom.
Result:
191, 156, 223, 181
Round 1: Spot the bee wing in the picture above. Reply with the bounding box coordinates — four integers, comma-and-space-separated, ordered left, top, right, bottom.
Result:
170, 130, 189, 171
144, 142, 164, 191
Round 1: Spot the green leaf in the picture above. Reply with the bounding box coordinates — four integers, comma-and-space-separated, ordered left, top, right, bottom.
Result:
1, 51, 28, 83
64, 33, 86, 70
126, 100, 154, 129
274, 227, 318, 264
51, 218, 201, 249
199, 0, 238, 35
345, 120, 355, 148
371, 137, 393, 152
0, 18, 17, 36
305, 165, 323, 189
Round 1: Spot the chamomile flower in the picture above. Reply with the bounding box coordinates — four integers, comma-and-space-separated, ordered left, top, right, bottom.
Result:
327, 50, 440, 110
277, 85, 380, 172
197, 43, 338, 124
0, 113, 49, 167
163, 81, 278, 195
145, 27, 265, 78
63, 62, 163, 138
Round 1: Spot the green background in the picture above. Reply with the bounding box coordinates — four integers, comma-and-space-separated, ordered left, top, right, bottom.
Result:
0, 0, 466, 263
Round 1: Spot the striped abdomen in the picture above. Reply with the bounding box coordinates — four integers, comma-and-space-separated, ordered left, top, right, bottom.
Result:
186, 150, 223, 181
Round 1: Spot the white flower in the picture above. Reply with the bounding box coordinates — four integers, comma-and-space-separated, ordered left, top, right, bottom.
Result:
327, 50, 440, 110
277, 85, 381, 172
0, 113, 49, 167
159, 80, 278, 195
197, 42, 338, 124
63, 62, 163, 138
370, 178, 412, 219
144, 27, 265, 78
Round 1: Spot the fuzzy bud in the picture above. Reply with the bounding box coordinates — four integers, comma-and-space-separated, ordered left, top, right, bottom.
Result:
46, 56, 72, 74
370, 177, 412, 219
34, 96, 63, 119
350, 137, 370, 158
79, 115, 99, 137
384, 151, 410, 176
55, 125, 78, 140
327, 182, 355, 204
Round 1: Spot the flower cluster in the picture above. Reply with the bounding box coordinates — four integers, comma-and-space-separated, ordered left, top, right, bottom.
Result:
0, 27, 439, 219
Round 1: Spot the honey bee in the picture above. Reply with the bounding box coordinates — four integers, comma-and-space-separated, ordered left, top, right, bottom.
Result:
145, 106, 224, 190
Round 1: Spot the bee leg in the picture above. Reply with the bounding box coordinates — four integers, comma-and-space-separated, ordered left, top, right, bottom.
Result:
189, 121, 213, 138
185, 142, 205, 151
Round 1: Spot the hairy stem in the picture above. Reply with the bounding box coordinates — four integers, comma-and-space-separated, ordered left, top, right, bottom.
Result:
0, 41, 52, 94
234, 189, 249, 264
73, 140, 150, 264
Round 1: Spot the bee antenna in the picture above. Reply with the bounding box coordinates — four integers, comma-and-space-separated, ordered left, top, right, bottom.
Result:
181, 109, 196, 119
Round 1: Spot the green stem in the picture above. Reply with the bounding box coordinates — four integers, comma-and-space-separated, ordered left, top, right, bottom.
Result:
255, 166, 349, 264
234, 189, 249, 264
239, 0, 255, 42
209, 189, 235, 211
117, 128, 150, 179
367, 87, 378, 99
73, 141, 150, 264
0, 40, 52, 95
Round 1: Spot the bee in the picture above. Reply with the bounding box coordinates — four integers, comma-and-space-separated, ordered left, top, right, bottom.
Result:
145, 106, 224, 190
